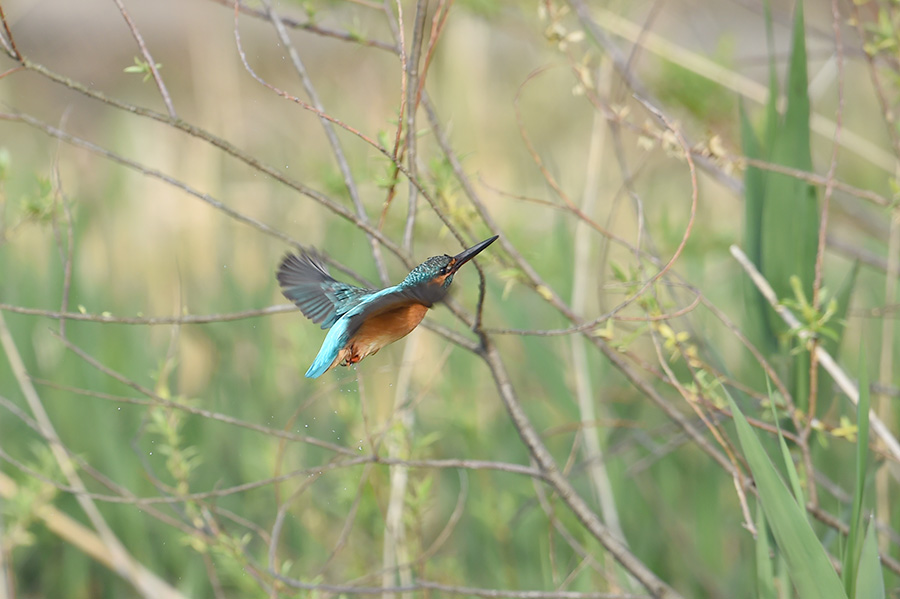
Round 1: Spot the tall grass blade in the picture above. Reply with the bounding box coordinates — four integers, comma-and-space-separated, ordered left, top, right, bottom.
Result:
762, 0, 778, 153
740, 101, 776, 352
855, 518, 885, 599
756, 502, 777, 599
770, 379, 807, 517
843, 348, 870, 596
760, 0, 817, 307
728, 393, 846, 599
777, 426, 805, 513
740, 0, 778, 354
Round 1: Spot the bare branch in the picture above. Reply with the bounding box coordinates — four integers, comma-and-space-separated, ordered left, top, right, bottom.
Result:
730, 244, 900, 466
111, 0, 176, 117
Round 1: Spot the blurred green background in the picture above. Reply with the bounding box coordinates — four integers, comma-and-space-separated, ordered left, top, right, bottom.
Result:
0, 0, 898, 597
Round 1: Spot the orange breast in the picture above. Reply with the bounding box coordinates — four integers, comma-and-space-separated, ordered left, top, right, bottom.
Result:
342, 303, 429, 366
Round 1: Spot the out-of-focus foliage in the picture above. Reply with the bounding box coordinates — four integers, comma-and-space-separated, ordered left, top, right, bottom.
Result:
0, 1, 898, 598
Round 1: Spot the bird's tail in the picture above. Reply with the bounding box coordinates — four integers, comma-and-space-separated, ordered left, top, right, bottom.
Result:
305, 325, 347, 378
305, 351, 336, 378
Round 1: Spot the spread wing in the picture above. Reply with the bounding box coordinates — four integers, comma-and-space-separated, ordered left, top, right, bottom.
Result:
277, 251, 373, 329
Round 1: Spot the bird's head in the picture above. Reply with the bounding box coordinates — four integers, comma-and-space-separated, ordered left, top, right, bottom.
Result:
401, 235, 499, 290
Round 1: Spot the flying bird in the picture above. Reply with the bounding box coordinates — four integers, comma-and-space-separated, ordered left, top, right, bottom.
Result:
277, 235, 498, 378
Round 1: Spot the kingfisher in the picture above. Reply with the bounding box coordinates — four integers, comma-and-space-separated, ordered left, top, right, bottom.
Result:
277, 235, 498, 378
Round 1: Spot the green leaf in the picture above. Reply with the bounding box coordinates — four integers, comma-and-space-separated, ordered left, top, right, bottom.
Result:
767, 377, 807, 513
123, 56, 162, 82
728, 393, 847, 599
740, 100, 764, 268
759, 0, 819, 343
854, 518, 885, 599
755, 502, 777, 599
743, 0, 823, 364
843, 347, 870, 596
762, 0, 779, 154
777, 422, 805, 513
740, 100, 776, 353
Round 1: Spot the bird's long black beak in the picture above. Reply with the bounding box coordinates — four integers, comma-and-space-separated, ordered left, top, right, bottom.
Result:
450, 235, 499, 273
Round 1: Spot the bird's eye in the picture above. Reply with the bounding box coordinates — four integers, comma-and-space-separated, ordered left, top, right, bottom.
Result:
441, 259, 455, 275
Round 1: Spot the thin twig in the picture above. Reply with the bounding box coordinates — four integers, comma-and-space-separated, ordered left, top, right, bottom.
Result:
0, 302, 295, 323
0, 3, 21, 60
47, 111, 76, 338
806, 0, 848, 510
273, 570, 649, 599
730, 244, 900, 467
569, 94, 629, 558
0, 470, 174, 589
111, 0, 177, 117
566, 0, 896, 173
261, 0, 389, 283
0, 109, 400, 261
401, 0, 428, 253
382, 329, 418, 599
209, 0, 399, 52
0, 311, 187, 599
478, 340, 683, 599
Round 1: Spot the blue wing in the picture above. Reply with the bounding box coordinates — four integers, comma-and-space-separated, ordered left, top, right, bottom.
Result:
277, 250, 372, 329
304, 282, 447, 378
